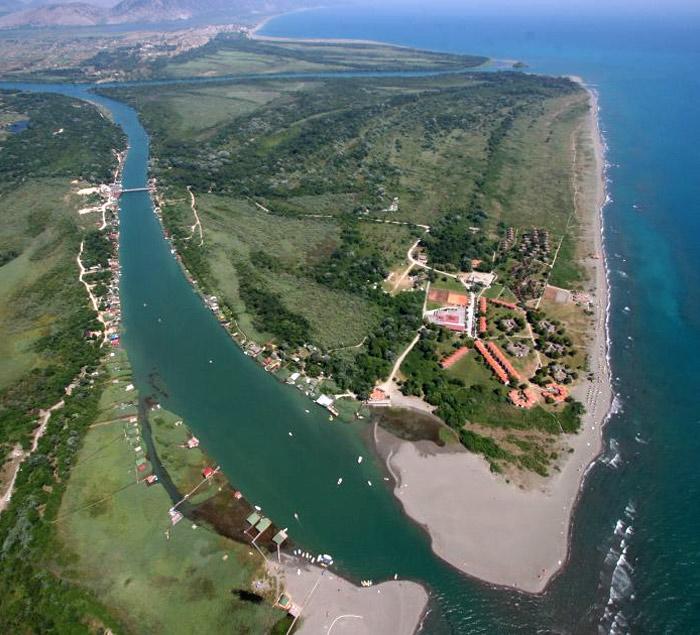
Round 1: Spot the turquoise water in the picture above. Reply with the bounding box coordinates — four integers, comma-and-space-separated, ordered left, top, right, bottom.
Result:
262, 8, 700, 632
3, 9, 699, 631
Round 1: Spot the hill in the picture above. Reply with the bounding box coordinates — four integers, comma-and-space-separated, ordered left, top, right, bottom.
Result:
0, 2, 103, 27
0, 0, 318, 28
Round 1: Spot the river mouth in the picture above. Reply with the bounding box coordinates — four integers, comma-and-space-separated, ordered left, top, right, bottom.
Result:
0, 66, 625, 633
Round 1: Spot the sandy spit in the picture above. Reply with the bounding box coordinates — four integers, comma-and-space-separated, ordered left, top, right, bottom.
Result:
267, 557, 428, 634
382, 83, 613, 594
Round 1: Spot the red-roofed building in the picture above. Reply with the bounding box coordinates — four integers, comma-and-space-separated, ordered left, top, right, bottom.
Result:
202, 467, 215, 479
479, 316, 487, 334
440, 347, 469, 369
485, 341, 521, 382
490, 298, 518, 310
475, 340, 509, 384
542, 383, 569, 403
509, 388, 538, 409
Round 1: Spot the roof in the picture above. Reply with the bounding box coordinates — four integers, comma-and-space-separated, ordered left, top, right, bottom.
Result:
272, 529, 288, 545
316, 394, 334, 407
246, 512, 261, 526
277, 594, 290, 607
368, 387, 388, 401
255, 517, 272, 533
440, 347, 469, 369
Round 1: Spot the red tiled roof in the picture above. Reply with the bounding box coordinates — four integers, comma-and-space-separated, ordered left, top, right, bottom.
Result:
440, 347, 469, 369
475, 340, 509, 384
485, 341, 521, 382
490, 298, 518, 310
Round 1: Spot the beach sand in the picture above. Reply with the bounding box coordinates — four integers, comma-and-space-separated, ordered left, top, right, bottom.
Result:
380, 83, 612, 594
267, 557, 428, 634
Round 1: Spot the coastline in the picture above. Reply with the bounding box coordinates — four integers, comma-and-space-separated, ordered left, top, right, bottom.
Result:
380, 82, 613, 594
143, 50, 612, 594
249, 10, 415, 48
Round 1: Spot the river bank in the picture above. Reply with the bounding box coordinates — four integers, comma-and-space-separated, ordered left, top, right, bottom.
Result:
378, 83, 612, 594
267, 557, 428, 634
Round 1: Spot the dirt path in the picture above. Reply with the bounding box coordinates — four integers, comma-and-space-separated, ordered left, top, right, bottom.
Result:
0, 398, 65, 514
381, 331, 422, 388
391, 238, 421, 292
327, 336, 367, 354
186, 186, 204, 246
77, 240, 108, 345
535, 115, 584, 309
407, 240, 457, 279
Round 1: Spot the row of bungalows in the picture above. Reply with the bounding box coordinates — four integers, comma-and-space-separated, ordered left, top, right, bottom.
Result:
440, 346, 469, 369
486, 341, 521, 383
478, 296, 488, 334
479, 296, 487, 315
490, 298, 518, 311
474, 340, 510, 384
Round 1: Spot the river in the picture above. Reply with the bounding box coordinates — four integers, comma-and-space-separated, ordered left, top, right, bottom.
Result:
3, 12, 698, 632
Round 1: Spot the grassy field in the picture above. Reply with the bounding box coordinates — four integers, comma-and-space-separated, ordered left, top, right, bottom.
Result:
56, 351, 284, 634
185, 193, 383, 349
0, 181, 96, 391
0, 91, 124, 451
161, 36, 487, 79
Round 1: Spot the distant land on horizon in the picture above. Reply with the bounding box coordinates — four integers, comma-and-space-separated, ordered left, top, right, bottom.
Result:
0, 0, 322, 28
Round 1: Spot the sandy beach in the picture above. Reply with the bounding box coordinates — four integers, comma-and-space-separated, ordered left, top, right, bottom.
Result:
380, 83, 613, 594
249, 11, 414, 49
267, 557, 428, 634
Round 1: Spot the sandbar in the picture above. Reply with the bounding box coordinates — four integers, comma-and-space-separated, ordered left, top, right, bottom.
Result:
267, 557, 428, 634
379, 83, 612, 594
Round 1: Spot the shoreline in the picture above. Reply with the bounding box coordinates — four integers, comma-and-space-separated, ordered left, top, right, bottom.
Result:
266, 557, 428, 634
144, 53, 611, 592
380, 81, 613, 594
249, 9, 417, 49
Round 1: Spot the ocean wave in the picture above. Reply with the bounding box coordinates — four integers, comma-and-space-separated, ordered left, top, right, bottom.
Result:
599, 500, 637, 635
600, 438, 622, 469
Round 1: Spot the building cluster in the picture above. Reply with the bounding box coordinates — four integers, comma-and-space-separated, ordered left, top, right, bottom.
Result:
425, 305, 467, 332
518, 227, 551, 260
500, 226, 516, 251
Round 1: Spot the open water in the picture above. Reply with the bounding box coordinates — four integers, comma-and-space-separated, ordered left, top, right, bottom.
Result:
2, 6, 699, 632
